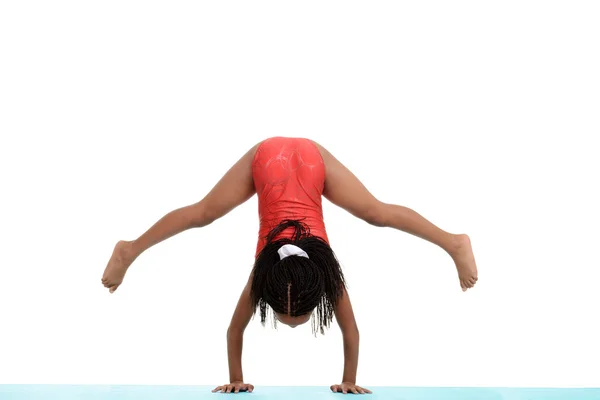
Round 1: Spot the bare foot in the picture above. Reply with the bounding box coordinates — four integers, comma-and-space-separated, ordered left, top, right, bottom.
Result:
101, 240, 136, 293
450, 234, 478, 292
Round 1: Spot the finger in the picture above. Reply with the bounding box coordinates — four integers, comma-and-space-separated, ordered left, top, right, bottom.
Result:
212, 386, 222, 393
350, 387, 359, 394
331, 385, 338, 392
109, 285, 119, 293
357, 386, 371, 394
343, 387, 348, 394
248, 384, 254, 393
235, 386, 239, 393
226, 385, 232, 393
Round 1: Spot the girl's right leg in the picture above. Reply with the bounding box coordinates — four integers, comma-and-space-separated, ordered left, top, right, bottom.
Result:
311, 140, 478, 292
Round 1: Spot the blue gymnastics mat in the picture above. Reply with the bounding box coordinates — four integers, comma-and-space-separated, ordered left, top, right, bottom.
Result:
1, 385, 599, 400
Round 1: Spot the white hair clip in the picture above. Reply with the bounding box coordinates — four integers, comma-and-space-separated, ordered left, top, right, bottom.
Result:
278, 244, 309, 260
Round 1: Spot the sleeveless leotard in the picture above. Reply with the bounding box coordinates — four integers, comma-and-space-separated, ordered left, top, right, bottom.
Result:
252, 136, 329, 258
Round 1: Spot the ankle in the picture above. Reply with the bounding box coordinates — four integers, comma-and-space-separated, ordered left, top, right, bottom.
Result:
120, 240, 139, 263
446, 233, 467, 257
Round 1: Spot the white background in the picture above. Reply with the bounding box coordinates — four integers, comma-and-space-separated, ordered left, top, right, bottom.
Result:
1, 0, 599, 389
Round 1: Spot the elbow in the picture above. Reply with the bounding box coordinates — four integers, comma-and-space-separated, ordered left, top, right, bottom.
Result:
227, 325, 245, 338
343, 325, 360, 339
343, 328, 360, 346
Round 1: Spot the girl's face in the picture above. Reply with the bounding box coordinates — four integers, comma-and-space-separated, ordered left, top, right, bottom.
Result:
274, 312, 311, 328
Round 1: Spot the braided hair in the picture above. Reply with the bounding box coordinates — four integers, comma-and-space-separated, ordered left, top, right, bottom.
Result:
250, 219, 346, 336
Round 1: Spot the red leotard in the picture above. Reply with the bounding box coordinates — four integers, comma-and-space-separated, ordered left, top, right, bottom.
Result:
252, 136, 329, 258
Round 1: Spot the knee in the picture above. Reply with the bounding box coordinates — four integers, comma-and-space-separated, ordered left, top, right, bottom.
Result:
202, 206, 220, 225
189, 201, 219, 228
362, 202, 387, 227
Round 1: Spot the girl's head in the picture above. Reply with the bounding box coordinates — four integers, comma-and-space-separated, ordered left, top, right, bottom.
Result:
250, 220, 346, 335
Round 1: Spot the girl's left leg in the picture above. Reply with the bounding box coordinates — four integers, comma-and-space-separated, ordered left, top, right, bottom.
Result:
311, 141, 478, 291
102, 142, 261, 292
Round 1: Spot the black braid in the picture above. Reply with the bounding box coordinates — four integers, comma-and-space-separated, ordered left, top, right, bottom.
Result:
250, 219, 346, 336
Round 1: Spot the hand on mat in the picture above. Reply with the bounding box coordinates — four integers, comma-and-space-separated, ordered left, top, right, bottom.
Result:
101, 240, 136, 293
331, 382, 372, 394
212, 381, 255, 394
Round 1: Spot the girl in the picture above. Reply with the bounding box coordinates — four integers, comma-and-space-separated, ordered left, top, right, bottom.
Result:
101, 136, 478, 395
